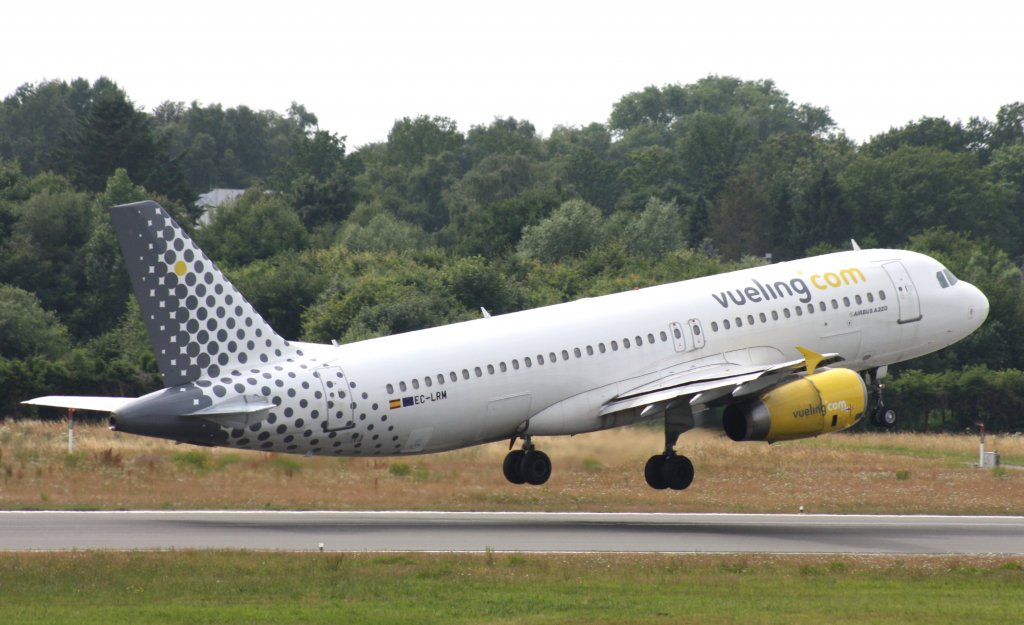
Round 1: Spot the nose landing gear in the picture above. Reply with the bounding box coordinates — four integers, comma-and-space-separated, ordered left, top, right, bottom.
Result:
866, 369, 897, 429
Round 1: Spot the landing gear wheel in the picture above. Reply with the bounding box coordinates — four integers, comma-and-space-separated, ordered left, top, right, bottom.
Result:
879, 408, 897, 429
645, 455, 668, 489
502, 449, 526, 484
520, 450, 552, 485
662, 455, 694, 490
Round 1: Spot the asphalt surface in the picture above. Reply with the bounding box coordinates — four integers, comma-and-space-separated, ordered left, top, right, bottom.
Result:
2, 511, 1023, 554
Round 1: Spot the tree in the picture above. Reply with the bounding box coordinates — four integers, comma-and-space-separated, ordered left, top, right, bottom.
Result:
57, 83, 191, 204
517, 199, 606, 262
386, 116, 464, 168
622, 197, 688, 258
196, 190, 309, 266
463, 117, 542, 164
840, 146, 1017, 249
0, 188, 93, 331
0, 285, 70, 359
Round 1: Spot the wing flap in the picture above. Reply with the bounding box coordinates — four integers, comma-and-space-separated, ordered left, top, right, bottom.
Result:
600, 348, 843, 417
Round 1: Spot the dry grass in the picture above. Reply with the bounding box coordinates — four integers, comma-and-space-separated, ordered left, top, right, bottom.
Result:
1, 419, 1023, 513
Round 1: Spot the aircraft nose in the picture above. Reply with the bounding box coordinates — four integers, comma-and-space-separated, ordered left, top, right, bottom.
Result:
967, 283, 989, 325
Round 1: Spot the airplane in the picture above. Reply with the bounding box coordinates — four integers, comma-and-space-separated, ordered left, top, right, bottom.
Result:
25, 200, 989, 490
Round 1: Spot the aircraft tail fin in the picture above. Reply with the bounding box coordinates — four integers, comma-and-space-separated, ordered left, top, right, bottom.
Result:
109, 200, 296, 386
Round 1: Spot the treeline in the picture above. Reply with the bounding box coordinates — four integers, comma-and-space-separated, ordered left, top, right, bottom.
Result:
2, 76, 1024, 431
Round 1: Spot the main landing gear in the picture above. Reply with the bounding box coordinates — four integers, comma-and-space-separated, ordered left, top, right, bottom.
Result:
644, 453, 694, 490
644, 399, 696, 490
502, 436, 552, 486
866, 369, 897, 429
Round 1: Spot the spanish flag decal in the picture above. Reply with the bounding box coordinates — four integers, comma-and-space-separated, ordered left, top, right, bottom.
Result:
389, 398, 401, 410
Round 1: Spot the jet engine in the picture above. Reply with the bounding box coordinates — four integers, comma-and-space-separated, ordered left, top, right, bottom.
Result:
722, 368, 867, 443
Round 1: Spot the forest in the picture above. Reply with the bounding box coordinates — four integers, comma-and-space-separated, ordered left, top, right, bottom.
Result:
1, 75, 1023, 431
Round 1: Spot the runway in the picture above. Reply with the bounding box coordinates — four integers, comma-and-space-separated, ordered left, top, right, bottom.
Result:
2, 511, 1023, 554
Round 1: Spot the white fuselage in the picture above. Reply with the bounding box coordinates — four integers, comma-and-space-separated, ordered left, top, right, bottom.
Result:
230, 248, 984, 457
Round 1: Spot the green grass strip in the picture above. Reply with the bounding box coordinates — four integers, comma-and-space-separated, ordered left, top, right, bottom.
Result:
1, 552, 1023, 624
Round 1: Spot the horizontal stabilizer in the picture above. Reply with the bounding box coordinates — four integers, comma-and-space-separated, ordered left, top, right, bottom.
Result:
22, 396, 137, 413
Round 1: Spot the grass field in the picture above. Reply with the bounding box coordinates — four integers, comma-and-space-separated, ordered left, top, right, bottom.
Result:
1, 552, 1023, 625
1, 420, 1022, 514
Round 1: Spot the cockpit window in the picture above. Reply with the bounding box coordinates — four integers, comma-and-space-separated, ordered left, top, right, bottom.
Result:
937, 269, 959, 288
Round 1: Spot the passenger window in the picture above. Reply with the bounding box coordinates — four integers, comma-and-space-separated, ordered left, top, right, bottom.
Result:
611, 341, 619, 351
831, 299, 839, 310
635, 336, 643, 346
525, 357, 533, 367
819, 301, 827, 312
623, 338, 631, 348
599, 343, 606, 353
512, 359, 520, 370
574, 348, 582, 358
660, 331, 668, 342
437, 374, 445, 385
771, 311, 779, 321
795, 307, 803, 317
400, 381, 408, 392
562, 350, 569, 360
462, 369, 470, 380
723, 319, 731, 330
647, 333, 655, 344
806, 304, 814, 314
867, 292, 874, 303
412, 379, 420, 390
425, 377, 433, 388
759, 312, 767, 323
711, 321, 719, 332
747, 314, 755, 325
487, 364, 495, 374
474, 367, 482, 377
387, 383, 394, 394
783, 308, 791, 319
500, 362, 507, 372
673, 327, 682, 339
879, 290, 887, 301
735, 317, 743, 327
587, 346, 594, 356
843, 297, 850, 307
549, 352, 557, 362
537, 355, 545, 365
855, 295, 862, 305
450, 372, 458, 382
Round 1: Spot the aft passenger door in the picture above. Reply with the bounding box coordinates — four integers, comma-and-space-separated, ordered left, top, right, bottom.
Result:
316, 366, 355, 432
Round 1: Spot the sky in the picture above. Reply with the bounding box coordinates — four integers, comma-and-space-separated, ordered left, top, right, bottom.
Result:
3, 0, 1022, 149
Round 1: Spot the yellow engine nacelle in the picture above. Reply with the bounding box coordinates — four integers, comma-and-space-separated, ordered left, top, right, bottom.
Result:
722, 368, 867, 443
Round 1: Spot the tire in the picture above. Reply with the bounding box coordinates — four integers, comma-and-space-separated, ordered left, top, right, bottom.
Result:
880, 408, 897, 429
644, 455, 668, 490
663, 455, 694, 490
521, 450, 552, 486
503, 449, 526, 484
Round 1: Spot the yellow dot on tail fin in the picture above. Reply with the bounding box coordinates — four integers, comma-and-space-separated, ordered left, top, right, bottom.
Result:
173, 260, 187, 276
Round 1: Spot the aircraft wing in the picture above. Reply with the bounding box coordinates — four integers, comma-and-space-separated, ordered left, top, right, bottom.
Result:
598, 348, 842, 417
22, 396, 137, 413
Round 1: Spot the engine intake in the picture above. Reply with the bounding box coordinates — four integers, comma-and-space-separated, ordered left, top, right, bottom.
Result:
722, 368, 867, 443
